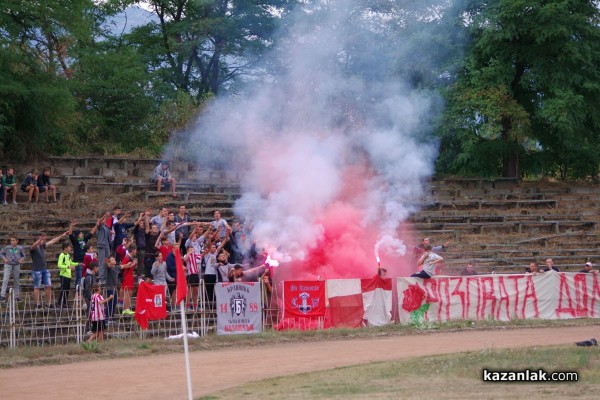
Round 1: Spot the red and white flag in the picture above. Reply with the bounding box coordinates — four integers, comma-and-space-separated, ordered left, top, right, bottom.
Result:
135, 282, 167, 329
326, 276, 392, 328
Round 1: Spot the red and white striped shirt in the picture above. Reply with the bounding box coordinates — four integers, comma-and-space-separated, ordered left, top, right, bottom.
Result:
89, 293, 106, 321
186, 252, 202, 275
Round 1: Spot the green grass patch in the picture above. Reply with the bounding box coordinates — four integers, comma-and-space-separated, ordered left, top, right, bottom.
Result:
200, 346, 600, 400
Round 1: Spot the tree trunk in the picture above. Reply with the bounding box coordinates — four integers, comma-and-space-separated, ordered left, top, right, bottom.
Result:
502, 146, 519, 178
501, 116, 519, 178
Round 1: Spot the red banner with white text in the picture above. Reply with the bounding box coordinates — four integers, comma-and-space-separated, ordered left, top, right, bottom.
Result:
397, 272, 600, 324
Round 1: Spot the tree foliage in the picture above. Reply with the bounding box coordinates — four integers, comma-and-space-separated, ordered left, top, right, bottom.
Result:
437, 0, 600, 179
0, 0, 93, 159
1, 0, 600, 179
124, 0, 289, 98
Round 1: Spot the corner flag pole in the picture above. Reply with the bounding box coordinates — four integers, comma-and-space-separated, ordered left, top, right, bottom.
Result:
180, 301, 193, 400
174, 247, 193, 400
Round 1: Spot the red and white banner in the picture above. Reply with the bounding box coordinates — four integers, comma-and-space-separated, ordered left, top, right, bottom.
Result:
397, 272, 600, 324
215, 282, 262, 335
326, 276, 392, 327
282, 281, 326, 318
135, 282, 167, 329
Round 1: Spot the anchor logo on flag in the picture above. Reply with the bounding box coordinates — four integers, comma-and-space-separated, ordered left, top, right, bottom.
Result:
292, 292, 320, 314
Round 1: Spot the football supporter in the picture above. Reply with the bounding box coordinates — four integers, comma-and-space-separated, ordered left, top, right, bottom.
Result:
120, 245, 137, 315
37, 167, 58, 202
87, 283, 113, 343
0, 236, 26, 302
30, 231, 68, 308
411, 245, 443, 279
57, 242, 79, 308
151, 161, 177, 195
184, 247, 202, 310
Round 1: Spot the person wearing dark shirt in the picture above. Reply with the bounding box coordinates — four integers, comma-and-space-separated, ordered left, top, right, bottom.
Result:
112, 212, 133, 253
133, 212, 147, 277
30, 232, 68, 308
104, 256, 120, 321
144, 211, 160, 279
37, 167, 58, 202
165, 248, 178, 310
460, 263, 478, 276
20, 169, 39, 202
68, 220, 94, 287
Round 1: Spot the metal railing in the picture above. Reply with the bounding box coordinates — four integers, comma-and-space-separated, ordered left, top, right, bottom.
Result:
0, 280, 277, 348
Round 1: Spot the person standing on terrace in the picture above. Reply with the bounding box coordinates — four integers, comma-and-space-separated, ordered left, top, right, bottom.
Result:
211, 210, 231, 243
87, 283, 112, 343
543, 258, 560, 272
68, 220, 94, 287
0, 236, 26, 302
413, 237, 449, 259
57, 242, 79, 308
460, 263, 478, 276
580, 262, 598, 274
30, 231, 68, 308
525, 262, 541, 274
133, 212, 147, 277
151, 161, 177, 196
144, 211, 161, 279
175, 204, 192, 253
94, 213, 111, 284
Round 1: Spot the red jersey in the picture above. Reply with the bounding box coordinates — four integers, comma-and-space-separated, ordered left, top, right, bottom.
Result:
116, 244, 127, 264
121, 255, 135, 289
83, 252, 97, 274
158, 245, 173, 261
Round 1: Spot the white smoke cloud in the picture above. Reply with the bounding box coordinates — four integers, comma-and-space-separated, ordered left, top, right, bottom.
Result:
176, 0, 444, 269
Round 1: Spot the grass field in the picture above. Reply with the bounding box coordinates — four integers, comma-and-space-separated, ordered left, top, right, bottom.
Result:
199, 346, 600, 400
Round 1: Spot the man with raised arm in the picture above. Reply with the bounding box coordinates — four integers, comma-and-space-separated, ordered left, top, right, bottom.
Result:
68, 219, 94, 287
411, 245, 444, 279
30, 231, 68, 308
94, 213, 111, 284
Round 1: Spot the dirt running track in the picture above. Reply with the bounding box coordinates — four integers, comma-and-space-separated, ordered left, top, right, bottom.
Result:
1, 326, 598, 399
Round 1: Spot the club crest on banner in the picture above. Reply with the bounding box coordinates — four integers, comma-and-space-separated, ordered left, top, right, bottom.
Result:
215, 282, 262, 335
291, 291, 320, 314
154, 294, 163, 307
230, 293, 247, 317
283, 281, 326, 318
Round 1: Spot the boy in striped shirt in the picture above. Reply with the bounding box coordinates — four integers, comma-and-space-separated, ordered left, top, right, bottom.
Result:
184, 247, 202, 310
87, 284, 113, 343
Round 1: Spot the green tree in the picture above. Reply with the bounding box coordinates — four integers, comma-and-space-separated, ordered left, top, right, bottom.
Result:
438, 0, 600, 179
125, 0, 288, 98
71, 44, 157, 153
0, 0, 96, 159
